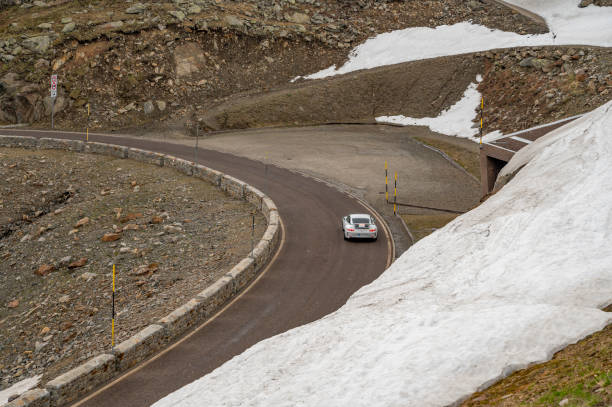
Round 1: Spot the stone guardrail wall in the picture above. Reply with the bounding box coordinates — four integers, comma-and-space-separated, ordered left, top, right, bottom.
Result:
0, 136, 281, 407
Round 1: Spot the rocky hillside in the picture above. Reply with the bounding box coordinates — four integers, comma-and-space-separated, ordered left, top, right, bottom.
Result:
0, 0, 544, 133
479, 46, 612, 134
0, 0, 608, 137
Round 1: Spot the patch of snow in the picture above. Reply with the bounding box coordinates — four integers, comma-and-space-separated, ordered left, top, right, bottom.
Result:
154, 102, 612, 406
298, 1, 612, 80
301, 22, 548, 80
376, 81, 484, 140
375, 74, 498, 142
0, 375, 41, 404
484, 130, 504, 142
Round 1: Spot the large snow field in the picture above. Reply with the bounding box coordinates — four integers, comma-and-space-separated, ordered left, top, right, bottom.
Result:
154, 102, 612, 406
301, 0, 612, 80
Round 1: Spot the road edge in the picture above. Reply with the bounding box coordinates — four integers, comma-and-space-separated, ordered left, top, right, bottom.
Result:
0, 135, 283, 407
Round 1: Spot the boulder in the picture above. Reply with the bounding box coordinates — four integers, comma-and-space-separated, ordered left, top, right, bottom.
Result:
287, 12, 310, 24
62, 22, 76, 33
98, 21, 124, 32
195, 19, 208, 31
125, 3, 146, 14
174, 42, 206, 78
21, 35, 51, 54
0, 73, 51, 124
43, 95, 67, 116
101, 233, 121, 242
224, 15, 244, 29
169, 10, 185, 21
143, 100, 154, 115
187, 5, 201, 14
467, 0, 484, 10
1, 73, 22, 95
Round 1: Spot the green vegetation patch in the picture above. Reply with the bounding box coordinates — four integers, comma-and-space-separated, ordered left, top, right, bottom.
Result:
537, 372, 611, 407
414, 136, 481, 181
461, 323, 612, 407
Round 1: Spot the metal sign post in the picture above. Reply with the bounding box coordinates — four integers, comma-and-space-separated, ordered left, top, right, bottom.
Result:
50, 74, 58, 129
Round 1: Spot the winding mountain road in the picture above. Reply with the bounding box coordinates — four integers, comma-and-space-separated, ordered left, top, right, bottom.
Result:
1, 129, 392, 406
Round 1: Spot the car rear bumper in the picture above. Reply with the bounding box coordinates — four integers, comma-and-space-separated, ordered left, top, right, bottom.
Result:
347, 231, 377, 239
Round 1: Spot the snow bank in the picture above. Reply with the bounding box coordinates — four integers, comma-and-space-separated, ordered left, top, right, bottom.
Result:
504, 0, 612, 46
299, 1, 612, 80
376, 79, 487, 140
154, 103, 612, 406
302, 22, 548, 80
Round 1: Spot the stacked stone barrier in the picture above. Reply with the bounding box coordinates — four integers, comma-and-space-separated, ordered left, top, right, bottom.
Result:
0, 136, 281, 407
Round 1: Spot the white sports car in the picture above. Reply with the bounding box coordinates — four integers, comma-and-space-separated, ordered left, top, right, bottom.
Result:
342, 213, 378, 241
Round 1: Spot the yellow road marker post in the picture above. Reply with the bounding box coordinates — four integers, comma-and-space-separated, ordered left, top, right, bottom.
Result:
86, 103, 90, 142
385, 161, 388, 203
394, 172, 397, 216
112, 264, 115, 348
479, 97, 483, 147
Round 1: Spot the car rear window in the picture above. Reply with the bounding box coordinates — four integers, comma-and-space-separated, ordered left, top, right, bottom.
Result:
351, 217, 370, 224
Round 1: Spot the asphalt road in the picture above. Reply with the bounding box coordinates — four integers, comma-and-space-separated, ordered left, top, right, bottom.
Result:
1, 129, 391, 406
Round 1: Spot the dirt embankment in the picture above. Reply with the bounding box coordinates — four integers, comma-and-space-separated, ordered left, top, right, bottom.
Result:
198, 54, 484, 130
0, 148, 264, 389
197, 44, 611, 134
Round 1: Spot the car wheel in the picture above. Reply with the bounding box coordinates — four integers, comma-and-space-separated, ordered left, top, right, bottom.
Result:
343, 231, 348, 241
372, 235, 377, 241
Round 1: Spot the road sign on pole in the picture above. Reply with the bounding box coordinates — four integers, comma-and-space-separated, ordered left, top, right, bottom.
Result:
50, 75, 58, 129
50, 74, 57, 98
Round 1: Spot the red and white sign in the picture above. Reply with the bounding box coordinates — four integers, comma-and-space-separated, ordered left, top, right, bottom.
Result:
50, 74, 58, 98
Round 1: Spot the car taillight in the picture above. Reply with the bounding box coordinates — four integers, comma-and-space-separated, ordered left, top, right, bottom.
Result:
369, 229, 376, 232
347, 228, 355, 232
